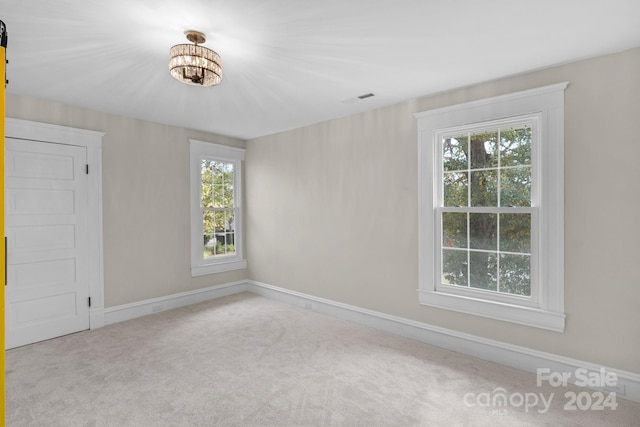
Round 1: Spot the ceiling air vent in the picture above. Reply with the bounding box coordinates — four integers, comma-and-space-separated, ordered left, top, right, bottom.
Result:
341, 93, 376, 104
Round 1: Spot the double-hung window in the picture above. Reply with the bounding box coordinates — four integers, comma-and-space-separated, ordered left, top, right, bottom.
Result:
439, 119, 535, 297
190, 139, 247, 276
416, 83, 567, 331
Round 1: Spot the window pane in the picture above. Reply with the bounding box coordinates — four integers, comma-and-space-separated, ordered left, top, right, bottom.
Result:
223, 163, 234, 207
203, 234, 215, 259
202, 159, 215, 175
470, 132, 498, 169
213, 210, 226, 234
201, 160, 213, 208
500, 214, 531, 253
203, 211, 216, 258
444, 172, 468, 207
469, 251, 497, 291
469, 213, 497, 250
499, 254, 530, 296
224, 185, 234, 208
209, 162, 229, 208
213, 161, 224, 185
442, 249, 467, 286
500, 127, 531, 167
221, 229, 236, 256
215, 184, 233, 208
224, 166, 234, 183
500, 167, 531, 207
212, 184, 222, 208
203, 211, 215, 234
470, 170, 498, 207
443, 136, 468, 172
442, 212, 467, 248
201, 210, 236, 257
223, 210, 236, 256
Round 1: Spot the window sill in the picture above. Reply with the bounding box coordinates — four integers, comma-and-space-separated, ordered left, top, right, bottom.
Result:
191, 259, 247, 277
418, 290, 565, 332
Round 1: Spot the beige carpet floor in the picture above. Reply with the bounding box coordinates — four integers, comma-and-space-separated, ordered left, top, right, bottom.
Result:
5, 292, 640, 426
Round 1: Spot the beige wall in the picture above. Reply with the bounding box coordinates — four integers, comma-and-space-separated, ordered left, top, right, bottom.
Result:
6, 95, 248, 307
6, 47, 639, 374
246, 47, 640, 373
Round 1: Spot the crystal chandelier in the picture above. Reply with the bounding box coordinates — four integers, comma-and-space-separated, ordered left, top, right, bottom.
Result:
169, 31, 222, 87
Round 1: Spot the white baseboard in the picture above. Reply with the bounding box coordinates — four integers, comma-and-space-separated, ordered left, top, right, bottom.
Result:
90, 307, 105, 329
101, 279, 640, 402
103, 281, 248, 325
247, 280, 640, 403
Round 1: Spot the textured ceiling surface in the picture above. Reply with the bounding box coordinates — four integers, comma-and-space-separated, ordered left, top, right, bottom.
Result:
2, 0, 640, 139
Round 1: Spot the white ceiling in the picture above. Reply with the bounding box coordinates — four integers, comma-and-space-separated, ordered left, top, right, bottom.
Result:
3, 0, 640, 140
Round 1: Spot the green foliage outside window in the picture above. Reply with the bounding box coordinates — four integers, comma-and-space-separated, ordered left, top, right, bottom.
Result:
441, 126, 532, 296
201, 159, 236, 258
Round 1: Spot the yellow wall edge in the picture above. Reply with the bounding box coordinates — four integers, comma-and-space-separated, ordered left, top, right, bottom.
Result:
1, 18, 7, 426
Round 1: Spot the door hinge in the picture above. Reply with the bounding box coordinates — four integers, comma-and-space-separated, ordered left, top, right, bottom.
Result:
88, 297, 92, 307
86, 164, 89, 174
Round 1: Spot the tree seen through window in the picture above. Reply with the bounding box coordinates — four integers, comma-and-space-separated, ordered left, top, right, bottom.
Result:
201, 159, 236, 258
441, 125, 532, 296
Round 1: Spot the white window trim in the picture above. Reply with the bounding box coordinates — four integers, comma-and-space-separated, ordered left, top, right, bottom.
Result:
190, 139, 247, 276
415, 83, 567, 332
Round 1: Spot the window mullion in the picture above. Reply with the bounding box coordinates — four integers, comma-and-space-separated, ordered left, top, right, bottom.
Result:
497, 126, 501, 294
466, 211, 470, 288
497, 127, 502, 209
466, 133, 471, 208
466, 133, 471, 288
497, 213, 501, 293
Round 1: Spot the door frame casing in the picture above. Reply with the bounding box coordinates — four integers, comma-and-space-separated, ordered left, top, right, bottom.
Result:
6, 118, 105, 329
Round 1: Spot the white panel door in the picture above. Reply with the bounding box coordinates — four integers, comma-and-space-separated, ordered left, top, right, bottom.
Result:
5, 138, 90, 348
